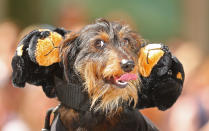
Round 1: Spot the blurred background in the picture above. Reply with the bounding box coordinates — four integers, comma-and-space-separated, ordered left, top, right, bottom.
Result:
0, 0, 208, 130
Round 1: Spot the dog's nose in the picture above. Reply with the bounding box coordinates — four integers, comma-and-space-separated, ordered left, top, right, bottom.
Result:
120, 59, 135, 72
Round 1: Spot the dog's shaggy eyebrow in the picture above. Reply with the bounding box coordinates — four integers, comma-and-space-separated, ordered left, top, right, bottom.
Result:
118, 25, 130, 38
98, 32, 110, 42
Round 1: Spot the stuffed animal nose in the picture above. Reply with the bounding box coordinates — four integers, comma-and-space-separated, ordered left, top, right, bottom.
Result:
120, 59, 135, 72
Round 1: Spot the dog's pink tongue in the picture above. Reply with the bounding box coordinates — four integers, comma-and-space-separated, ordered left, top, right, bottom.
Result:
116, 74, 138, 82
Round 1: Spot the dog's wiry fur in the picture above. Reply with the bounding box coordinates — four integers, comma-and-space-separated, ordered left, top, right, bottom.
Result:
61, 19, 141, 116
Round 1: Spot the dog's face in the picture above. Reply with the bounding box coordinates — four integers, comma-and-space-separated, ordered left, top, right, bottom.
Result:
62, 19, 142, 114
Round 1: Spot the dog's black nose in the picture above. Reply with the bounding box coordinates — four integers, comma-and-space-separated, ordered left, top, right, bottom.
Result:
120, 59, 135, 72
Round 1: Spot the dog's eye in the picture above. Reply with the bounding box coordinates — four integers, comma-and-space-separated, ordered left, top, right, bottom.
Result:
123, 38, 130, 45
94, 40, 106, 49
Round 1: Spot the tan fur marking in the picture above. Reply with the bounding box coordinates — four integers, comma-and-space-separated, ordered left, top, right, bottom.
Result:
80, 51, 139, 115
102, 51, 123, 79
59, 106, 80, 130
99, 32, 110, 43
59, 106, 122, 131
93, 110, 122, 131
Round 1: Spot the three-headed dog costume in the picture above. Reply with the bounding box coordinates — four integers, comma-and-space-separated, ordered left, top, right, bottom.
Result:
12, 19, 184, 131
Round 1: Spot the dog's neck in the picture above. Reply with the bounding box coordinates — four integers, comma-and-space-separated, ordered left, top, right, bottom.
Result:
54, 72, 91, 111
58, 105, 136, 131
55, 71, 142, 130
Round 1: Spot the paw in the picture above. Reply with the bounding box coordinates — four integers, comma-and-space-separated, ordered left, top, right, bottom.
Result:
137, 43, 184, 110
12, 27, 67, 98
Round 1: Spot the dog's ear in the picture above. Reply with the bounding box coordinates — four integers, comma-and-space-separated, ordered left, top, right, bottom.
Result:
60, 32, 80, 81
137, 44, 184, 110
12, 28, 67, 98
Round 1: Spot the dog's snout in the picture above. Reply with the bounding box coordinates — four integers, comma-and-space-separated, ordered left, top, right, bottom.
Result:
120, 59, 135, 72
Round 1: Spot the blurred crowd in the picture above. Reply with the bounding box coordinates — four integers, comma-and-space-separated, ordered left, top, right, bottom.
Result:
0, 1, 209, 131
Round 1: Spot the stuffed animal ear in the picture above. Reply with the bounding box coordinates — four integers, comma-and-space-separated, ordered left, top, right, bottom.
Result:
137, 43, 184, 110
12, 28, 68, 98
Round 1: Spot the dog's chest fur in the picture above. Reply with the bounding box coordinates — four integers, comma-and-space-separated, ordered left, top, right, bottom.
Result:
59, 106, 149, 131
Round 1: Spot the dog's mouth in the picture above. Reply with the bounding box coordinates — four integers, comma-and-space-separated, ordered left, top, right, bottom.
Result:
105, 73, 138, 88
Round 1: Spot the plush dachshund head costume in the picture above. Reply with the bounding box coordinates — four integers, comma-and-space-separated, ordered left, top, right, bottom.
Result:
12, 19, 184, 131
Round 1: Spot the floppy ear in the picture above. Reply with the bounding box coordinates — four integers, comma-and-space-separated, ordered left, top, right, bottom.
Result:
60, 32, 80, 81
12, 28, 68, 98
137, 44, 184, 110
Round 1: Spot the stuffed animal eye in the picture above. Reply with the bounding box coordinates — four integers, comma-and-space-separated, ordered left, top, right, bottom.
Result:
94, 39, 106, 49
